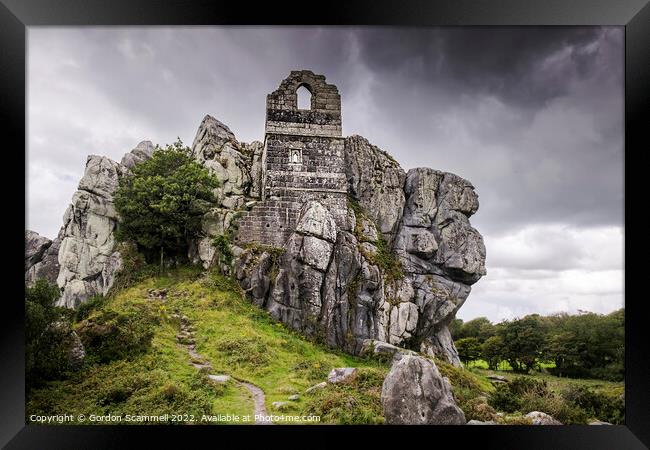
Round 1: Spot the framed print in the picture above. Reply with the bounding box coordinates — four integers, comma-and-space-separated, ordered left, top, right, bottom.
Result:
2, 0, 648, 448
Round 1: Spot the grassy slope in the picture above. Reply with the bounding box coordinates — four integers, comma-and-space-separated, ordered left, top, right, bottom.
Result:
27, 268, 394, 424
29, 267, 619, 425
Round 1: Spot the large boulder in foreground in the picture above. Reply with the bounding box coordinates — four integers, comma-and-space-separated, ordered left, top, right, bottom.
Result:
381, 355, 466, 425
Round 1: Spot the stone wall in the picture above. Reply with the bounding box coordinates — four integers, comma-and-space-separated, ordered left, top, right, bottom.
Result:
237, 70, 349, 246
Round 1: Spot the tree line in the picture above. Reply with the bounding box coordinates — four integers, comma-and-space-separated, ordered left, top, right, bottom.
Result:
451, 309, 624, 381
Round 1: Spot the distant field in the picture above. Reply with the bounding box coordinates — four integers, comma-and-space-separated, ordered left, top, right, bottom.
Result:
466, 359, 556, 371
468, 366, 624, 398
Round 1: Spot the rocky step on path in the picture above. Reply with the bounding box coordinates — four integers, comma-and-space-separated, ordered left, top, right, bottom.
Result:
172, 312, 271, 425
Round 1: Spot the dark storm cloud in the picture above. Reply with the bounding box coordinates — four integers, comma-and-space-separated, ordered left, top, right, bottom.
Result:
352, 27, 616, 108
341, 27, 623, 234
27, 26, 624, 320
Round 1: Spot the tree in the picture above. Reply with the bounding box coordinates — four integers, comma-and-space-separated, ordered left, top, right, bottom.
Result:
543, 309, 624, 380
449, 318, 464, 340
481, 335, 505, 370
113, 140, 219, 265
497, 316, 545, 373
455, 337, 482, 366
456, 317, 494, 342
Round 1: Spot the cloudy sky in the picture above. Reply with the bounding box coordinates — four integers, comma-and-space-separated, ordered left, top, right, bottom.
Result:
27, 27, 624, 322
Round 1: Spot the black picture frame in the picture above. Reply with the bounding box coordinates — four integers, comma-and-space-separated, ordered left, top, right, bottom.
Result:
2, 1, 647, 448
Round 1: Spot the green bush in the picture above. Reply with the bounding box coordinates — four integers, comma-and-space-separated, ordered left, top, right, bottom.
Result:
74, 295, 106, 322
519, 390, 588, 424
77, 310, 155, 363
561, 385, 624, 424
508, 376, 550, 397
109, 242, 159, 293
488, 383, 522, 413
301, 367, 386, 424
214, 336, 270, 369
25, 280, 74, 387
113, 139, 219, 262
463, 396, 500, 422
292, 360, 332, 382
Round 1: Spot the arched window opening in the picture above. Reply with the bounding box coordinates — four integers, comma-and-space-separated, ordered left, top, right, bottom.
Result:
296, 85, 312, 110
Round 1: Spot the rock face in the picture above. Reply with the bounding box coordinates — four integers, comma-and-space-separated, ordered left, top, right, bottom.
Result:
345, 135, 406, 243
55, 155, 126, 308
25, 230, 61, 286
188, 115, 262, 268
233, 131, 485, 365
381, 355, 466, 425
26, 142, 155, 308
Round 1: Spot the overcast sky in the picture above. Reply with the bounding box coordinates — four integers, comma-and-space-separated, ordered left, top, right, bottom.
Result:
26, 26, 624, 322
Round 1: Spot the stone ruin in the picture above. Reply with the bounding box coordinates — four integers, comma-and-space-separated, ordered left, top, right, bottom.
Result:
236, 71, 348, 247
26, 70, 487, 366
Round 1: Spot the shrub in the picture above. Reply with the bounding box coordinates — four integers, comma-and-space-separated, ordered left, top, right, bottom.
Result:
561, 385, 624, 424
519, 390, 588, 424
508, 377, 550, 397
488, 383, 522, 413
212, 234, 234, 266
109, 242, 158, 293
301, 367, 386, 424
113, 139, 219, 263
74, 295, 106, 322
214, 336, 270, 369
25, 280, 75, 387
292, 360, 331, 381
77, 310, 155, 363
463, 396, 500, 422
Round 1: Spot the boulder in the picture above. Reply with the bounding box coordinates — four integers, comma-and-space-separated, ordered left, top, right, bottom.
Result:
360, 339, 416, 360
487, 375, 508, 382
525, 411, 562, 425
467, 420, 497, 425
67, 330, 86, 370
207, 374, 231, 384
49, 321, 86, 371
25, 230, 52, 271
295, 201, 338, 243
272, 401, 290, 411
327, 367, 358, 384
381, 355, 466, 425
589, 420, 612, 425
55, 156, 126, 308
49, 142, 154, 308
191, 115, 252, 204
305, 382, 328, 394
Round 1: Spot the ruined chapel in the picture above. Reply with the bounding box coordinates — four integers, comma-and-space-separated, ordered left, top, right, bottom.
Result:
236, 70, 348, 246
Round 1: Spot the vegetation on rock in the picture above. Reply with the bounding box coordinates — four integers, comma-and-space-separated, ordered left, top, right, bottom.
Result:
114, 139, 219, 264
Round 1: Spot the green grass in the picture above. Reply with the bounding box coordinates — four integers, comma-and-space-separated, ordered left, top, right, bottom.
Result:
27, 267, 389, 425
